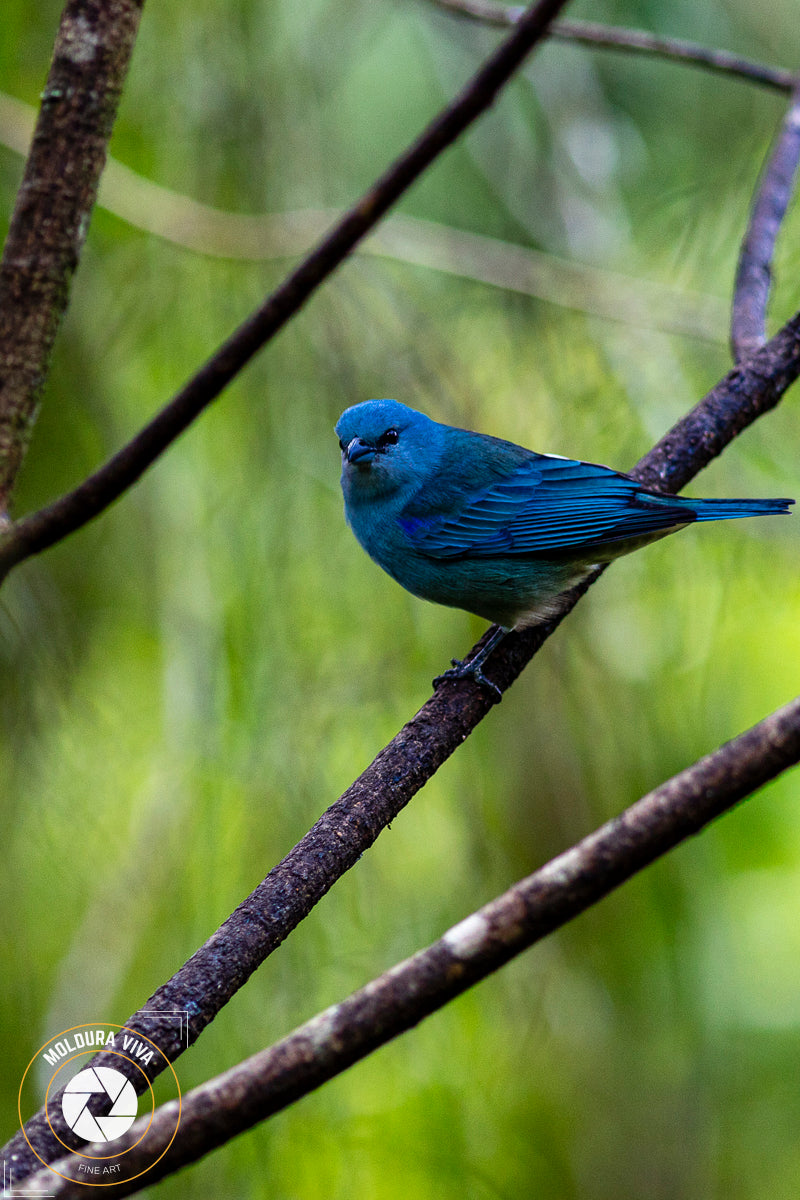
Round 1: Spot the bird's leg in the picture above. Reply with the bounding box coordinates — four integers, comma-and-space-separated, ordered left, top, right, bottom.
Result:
433, 625, 508, 701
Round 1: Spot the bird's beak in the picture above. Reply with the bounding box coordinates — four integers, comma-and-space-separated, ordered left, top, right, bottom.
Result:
344, 437, 376, 465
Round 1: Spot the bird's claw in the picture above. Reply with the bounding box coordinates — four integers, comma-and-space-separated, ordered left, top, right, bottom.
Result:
433, 658, 503, 702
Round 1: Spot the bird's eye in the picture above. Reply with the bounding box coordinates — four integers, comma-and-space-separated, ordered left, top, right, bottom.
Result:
378, 428, 399, 448
338, 438, 346, 451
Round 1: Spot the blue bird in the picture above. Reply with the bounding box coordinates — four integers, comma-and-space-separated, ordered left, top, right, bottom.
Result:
336, 400, 793, 697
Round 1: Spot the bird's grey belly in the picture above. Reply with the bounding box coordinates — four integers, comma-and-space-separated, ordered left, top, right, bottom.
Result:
381, 548, 594, 628
367, 515, 690, 626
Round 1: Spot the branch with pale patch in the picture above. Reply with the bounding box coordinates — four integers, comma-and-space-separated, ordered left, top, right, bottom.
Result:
21, 695, 800, 1198
6, 305, 800, 1181
6, 1, 800, 1183
0, 0, 572, 582
0, 0, 145, 509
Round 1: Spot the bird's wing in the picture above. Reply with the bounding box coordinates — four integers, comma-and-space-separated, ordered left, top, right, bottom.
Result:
399, 455, 694, 558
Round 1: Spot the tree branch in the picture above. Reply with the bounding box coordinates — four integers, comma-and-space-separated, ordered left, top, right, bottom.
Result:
7, 305, 800, 1181
22, 695, 800, 1197
0, 0, 572, 582
731, 87, 800, 361
629, 314, 800, 493
2, 5, 792, 571
0, 93, 735, 340
428, 2, 800, 92
6, 2, 800, 1184
0, 0, 145, 510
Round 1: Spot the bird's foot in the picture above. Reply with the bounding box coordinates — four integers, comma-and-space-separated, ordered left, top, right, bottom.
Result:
433, 656, 503, 702
433, 626, 508, 701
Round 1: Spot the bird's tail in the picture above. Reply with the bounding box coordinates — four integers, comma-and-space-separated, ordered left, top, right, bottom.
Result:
691, 496, 794, 521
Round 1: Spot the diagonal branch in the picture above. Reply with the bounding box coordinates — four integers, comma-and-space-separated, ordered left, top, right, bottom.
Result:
23, 694, 800, 1197
731, 87, 800, 361
428, 1, 800, 93
0, 92, 736, 340
2, 8, 795, 576
0, 0, 145, 510
0, 0, 572, 583
6, 4, 800, 1184
6, 308, 800, 1181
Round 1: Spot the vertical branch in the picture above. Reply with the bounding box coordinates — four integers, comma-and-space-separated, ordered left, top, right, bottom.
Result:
0, 0, 145, 509
0, 0, 575, 578
731, 88, 800, 361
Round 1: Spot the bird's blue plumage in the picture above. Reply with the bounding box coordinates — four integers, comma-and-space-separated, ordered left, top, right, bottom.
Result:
335, 400, 793, 637
398, 456, 700, 556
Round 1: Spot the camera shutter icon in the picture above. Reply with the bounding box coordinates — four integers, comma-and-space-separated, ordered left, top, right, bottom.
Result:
61, 1066, 138, 1143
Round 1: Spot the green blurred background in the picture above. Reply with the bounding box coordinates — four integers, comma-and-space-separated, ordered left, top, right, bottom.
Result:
2, 1, 799, 1196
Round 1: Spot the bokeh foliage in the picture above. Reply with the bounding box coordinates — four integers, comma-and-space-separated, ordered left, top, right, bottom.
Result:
1, 1, 799, 1196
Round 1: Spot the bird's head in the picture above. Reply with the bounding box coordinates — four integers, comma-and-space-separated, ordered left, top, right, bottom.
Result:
335, 400, 441, 501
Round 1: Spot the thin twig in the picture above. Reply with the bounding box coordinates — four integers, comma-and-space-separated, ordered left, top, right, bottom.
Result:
0, 0, 572, 579
0, 95, 734, 341
0, 93, 732, 341
731, 87, 800, 361
0, 7, 794, 563
22, 696, 800, 1197
6, 1, 800, 1182
6, 306, 800, 1181
429, 1, 800, 93
0, 0, 145, 509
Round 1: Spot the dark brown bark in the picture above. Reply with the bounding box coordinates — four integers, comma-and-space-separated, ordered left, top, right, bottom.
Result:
7, 303, 800, 1183
0, 0, 145, 509
0, 0, 572, 577
21, 696, 800, 1198
4, 1, 800, 1189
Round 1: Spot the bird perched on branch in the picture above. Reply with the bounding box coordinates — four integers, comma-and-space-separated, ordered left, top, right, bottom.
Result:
336, 399, 793, 699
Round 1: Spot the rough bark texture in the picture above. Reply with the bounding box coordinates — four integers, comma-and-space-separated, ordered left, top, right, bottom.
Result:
0, 0, 572, 572
19, 696, 800, 1198
4, 3, 800, 1189
0, 0, 144, 509
6, 305, 800, 1182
